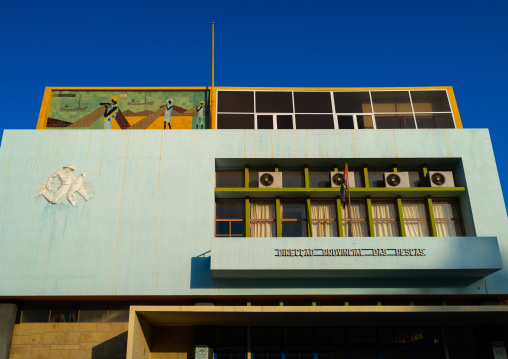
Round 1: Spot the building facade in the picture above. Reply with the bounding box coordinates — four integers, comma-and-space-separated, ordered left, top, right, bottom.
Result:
0, 87, 507, 359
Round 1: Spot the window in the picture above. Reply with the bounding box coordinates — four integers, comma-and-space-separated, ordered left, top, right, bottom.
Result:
281, 201, 307, 237
433, 200, 464, 236
310, 201, 337, 237
282, 170, 305, 188
342, 201, 369, 237
309, 171, 331, 188
371, 201, 399, 237
216, 89, 456, 129
402, 200, 429, 237
216, 170, 245, 188
216, 200, 245, 237
368, 171, 386, 188
250, 200, 276, 237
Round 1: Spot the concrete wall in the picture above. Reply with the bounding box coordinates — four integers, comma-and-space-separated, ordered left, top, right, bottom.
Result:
8, 322, 128, 359
0, 129, 506, 297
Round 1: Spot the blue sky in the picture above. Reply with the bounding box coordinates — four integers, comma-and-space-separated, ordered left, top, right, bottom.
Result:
1, 0, 507, 209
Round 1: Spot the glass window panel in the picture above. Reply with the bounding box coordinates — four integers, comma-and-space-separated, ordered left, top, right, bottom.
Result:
433, 201, 461, 218
277, 115, 294, 129
404, 220, 429, 237
357, 115, 374, 129
371, 91, 412, 112
342, 221, 369, 237
249, 171, 259, 187
330, 328, 346, 343
294, 92, 333, 113
281, 203, 306, 219
372, 202, 399, 237
256, 91, 293, 113
353, 171, 364, 187
411, 90, 451, 112
79, 310, 108, 322
295, 115, 334, 129
411, 327, 441, 344
107, 309, 129, 322
50, 308, 78, 323
309, 171, 331, 188
231, 221, 245, 236
217, 114, 255, 129
21, 309, 50, 323
375, 114, 416, 129
283, 171, 305, 187
216, 171, 245, 188
218, 91, 254, 112
216, 200, 245, 219
362, 328, 377, 343
257, 115, 274, 129
368, 171, 386, 187
282, 221, 307, 237
337, 115, 355, 129
416, 113, 455, 129
334, 92, 372, 113
435, 220, 463, 236
408, 170, 422, 187
216, 221, 230, 236
250, 201, 275, 237
311, 201, 337, 237
402, 202, 427, 219
342, 202, 367, 219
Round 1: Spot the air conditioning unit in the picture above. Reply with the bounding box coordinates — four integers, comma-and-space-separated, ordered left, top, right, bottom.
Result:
384, 172, 410, 188
330, 171, 356, 188
428, 171, 455, 187
258, 172, 282, 188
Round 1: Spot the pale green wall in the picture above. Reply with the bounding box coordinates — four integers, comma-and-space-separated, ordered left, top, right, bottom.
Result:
0, 129, 506, 296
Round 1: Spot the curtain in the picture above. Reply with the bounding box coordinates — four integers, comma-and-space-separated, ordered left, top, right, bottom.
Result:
402, 202, 429, 237
372, 203, 398, 237
250, 201, 275, 237
433, 202, 461, 236
311, 202, 337, 237
342, 203, 368, 236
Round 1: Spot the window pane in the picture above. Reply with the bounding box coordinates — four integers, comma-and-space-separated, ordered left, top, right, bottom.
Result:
368, 171, 385, 187
257, 115, 273, 129
216, 222, 230, 235
218, 91, 254, 112
50, 308, 78, 323
372, 202, 399, 237
256, 91, 293, 113
277, 115, 294, 129
375, 114, 416, 129
342, 202, 367, 219
334, 92, 372, 113
216, 171, 244, 188
107, 309, 129, 322
343, 221, 369, 237
21, 308, 50, 323
231, 221, 246, 236
79, 310, 108, 322
371, 91, 412, 112
372, 202, 397, 220
416, 113, 455, 129
357, 115, 374, 129
281, 203, 306, 219
295, 114, 334, 129
353, 171, 364, 187
311, 202, 337, 237
433, 201, 461, 218
282, 221, 307, 237
408, 170, 422, 187
283, 171, 305, 187
309, 171, 331, 188
435, 220, 463, 236
337, 115, 355, 129
249, 170, 259, 187
411, 90, 451, 112
404, 221, 429, 237
217, 114, 255, 129
402, 202, 427, 219
294, 92, 333, 113
216, 200, 245, 219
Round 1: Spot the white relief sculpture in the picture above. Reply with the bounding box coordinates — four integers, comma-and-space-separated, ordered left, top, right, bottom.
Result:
36, 165, 94, 207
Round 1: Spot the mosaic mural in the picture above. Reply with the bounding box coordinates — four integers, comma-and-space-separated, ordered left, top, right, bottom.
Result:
46, 90, 210, 129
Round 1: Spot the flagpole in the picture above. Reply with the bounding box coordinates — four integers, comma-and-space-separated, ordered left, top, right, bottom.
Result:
347, 164, 353, 237
211, 22, 215, 129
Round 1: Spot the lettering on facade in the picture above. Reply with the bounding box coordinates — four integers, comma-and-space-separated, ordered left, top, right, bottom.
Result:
275, 248, 426, 257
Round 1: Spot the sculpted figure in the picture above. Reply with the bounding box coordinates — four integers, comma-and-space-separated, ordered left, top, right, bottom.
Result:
36, 165, 94, 206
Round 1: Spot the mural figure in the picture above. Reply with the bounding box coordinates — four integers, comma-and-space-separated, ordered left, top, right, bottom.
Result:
161, 99, 173, 129
103, 95, 120, 130
196, 101, 205, 129
36, 165, 94, 206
